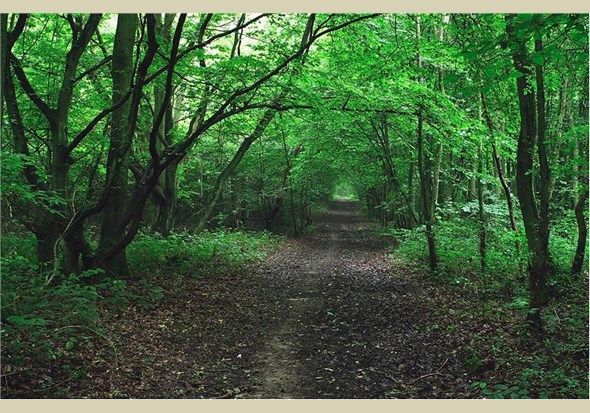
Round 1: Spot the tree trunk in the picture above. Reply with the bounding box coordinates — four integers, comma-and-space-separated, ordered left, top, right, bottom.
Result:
572, 136, 579, 208
0, 14, 7, 113
11, 14, 101, 273
154, 159, 179, 235
480, 92, 521, 271
571, 73, 589, 275
467, 175, 477, 201
150, 14, 175, 233
194, 106, 279, 233
481, 95, 518, 232
432, 143, 443, 215
414, 16, 437, 272
476, 94, 487, 272
535, 35, 551, 280
35, 223, 61, 271
417, 109, 438, 272
268, 136, 302, 230
506, 15, 548, 336
97, 13, 138, 277
5, 18, 58, 271
571, 187, 588, 275
407, 161, 417, 227
549, 77, 569, 202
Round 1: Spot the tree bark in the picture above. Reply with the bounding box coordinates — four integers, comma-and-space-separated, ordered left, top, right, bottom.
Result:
194, 106, 280, 233
4, 15, 59, 270
506, 15, 549, 336
535, 35, 551, 279
414, 16, 437, 272
407, 161, 417, 227
417, 109, 438, 272
476, 94, 487, 272
432, 143, 443, 213
571, 73, 589, 275
267, 130, 302, 229
97, 13, 138, 277
571, 187, 588, 275
153, 14, 210, 236
481, 94, 523, 275
0, 14, 7, 114
11, 14, 102, 273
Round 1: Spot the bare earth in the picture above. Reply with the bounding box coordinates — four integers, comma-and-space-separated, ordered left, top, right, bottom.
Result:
248, 201, 470, 398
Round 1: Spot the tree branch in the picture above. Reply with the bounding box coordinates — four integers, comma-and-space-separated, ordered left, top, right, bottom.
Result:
73, 55, 112, 83
63, 13, 266, 154
9, 52, 55, 122
7, 13, 28, 49
148, 14, 186, 168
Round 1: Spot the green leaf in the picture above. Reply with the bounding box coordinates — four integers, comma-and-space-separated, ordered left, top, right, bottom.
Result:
65, 337, 78, 351
7, 315, 47, 327
531, 52, 544, 66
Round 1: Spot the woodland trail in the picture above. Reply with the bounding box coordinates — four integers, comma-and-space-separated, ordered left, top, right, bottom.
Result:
36, 200, 482, 399
247, 200, 471, 398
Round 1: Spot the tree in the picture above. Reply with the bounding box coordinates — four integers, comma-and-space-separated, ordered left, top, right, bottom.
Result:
505, 14, 550, 335
5, 14, 101, 271
97, 13, 138, 277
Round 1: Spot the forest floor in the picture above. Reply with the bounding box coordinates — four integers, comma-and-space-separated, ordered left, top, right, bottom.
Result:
33, 201, 484, 398
244, 200, 475, 398
7, 201, 585, 398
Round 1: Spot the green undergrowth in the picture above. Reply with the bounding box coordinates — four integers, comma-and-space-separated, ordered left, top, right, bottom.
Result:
382, 200, 589, 399
384, 200, 587, 297
126, 229, 280, 277
0, 229, 280, 396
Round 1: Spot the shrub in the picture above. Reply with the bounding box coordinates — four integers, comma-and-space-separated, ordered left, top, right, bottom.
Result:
126, 229, 279, 277
1, 255, 125, 370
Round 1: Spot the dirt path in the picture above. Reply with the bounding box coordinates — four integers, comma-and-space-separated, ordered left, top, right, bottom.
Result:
247, 200, 468, 398
250, 205, 345, 397
111, 200, 476, 399
11, 200, 482, 399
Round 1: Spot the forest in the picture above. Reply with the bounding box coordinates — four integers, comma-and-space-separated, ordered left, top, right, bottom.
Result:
0, 13, 588, 399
